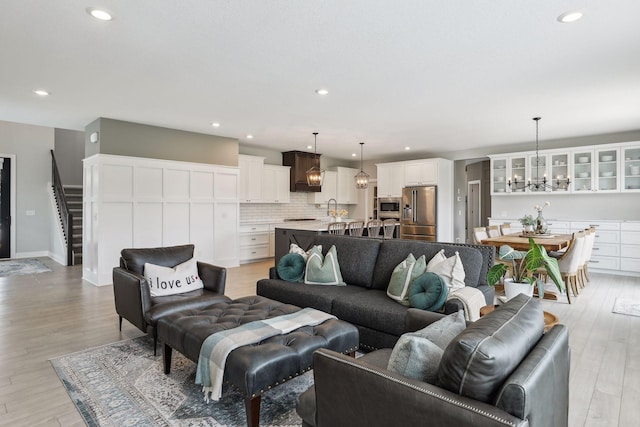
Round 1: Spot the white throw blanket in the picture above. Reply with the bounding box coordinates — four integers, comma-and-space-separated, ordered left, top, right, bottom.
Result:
446, 286, 486, 322
195, 308, 336, 402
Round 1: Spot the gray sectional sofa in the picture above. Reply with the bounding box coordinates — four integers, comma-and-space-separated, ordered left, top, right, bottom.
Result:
256, 235, 495, 350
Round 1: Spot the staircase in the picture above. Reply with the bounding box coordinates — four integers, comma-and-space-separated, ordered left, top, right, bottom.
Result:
64, 185, 83, 265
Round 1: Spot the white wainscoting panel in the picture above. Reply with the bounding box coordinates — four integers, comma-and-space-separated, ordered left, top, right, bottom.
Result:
135, 167, 163, 200
214, 202, 239, 267
191, 171, 215, 201
190, 203, 215, 262
133, 202, 163, 248
164, 169, 190, 201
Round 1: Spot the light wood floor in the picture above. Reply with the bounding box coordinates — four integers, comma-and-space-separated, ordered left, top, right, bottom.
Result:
0, 259, 638, 426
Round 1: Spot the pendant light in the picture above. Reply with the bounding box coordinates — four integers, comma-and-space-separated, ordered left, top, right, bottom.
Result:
354, 142, 370, 189
306, 132, 325, 187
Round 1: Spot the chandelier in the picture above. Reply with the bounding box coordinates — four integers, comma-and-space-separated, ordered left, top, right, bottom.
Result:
306, 132, 325, 187
354, 142, 370, 189
509, 117, 570, 192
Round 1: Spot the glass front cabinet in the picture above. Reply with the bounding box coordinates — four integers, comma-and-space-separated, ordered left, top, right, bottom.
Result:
549, 152, 570, 192
571, 150, 594, 192
491, 157, 508, 194
622, 145, 640, 192
595, 147, 619, 192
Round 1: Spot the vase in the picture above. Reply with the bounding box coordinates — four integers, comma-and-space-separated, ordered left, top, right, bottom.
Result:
524, 224, 534, 233
504, 279, 535, 301
335, 217, 342, 222
535, 211, 548, 234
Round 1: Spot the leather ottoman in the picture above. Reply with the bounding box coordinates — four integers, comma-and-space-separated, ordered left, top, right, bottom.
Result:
157, 295, 359, 427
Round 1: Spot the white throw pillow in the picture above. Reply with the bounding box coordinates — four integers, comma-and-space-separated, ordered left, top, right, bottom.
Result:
289, 243, 320, 262
426, 251, 466, 292
144, 258, 204, 297
426, 249, 446, 270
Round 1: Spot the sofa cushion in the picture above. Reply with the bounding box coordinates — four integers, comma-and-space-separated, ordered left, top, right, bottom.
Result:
436, 294, 544, 403
305, 245, 345, 286
314, 235, 381, 288
426, 251, 466, 292
408, 272, 448, 311
121, 244, 194, 275
332, 290, 409, 337
386, 254, 427, 306
277, 253, 306, 282
143, 258, 204, 297
387, 311, 466, 383
372, 241, 482, 291
289, 243, 319, 261
256, 279, 367, 313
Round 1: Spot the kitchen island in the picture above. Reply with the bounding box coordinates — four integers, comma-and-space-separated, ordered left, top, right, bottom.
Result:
274, 221, 332, 263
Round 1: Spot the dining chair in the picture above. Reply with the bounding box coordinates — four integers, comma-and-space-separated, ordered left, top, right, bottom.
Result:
500, 223, 512, 235
366, 219, 383, 238
487, 225, 501, 237
327, 222, 347, 235
472, 227, 489, 244
382, 219, 397, 239
578, 227, 596, 286
555, 231, 586, 304
347, 220, 364, 237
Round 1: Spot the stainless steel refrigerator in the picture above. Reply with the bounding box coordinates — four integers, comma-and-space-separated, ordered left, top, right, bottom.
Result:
401, 186, 437, 241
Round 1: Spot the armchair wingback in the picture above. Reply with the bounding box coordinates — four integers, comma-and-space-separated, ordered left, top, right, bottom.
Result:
112, 244, 230, 354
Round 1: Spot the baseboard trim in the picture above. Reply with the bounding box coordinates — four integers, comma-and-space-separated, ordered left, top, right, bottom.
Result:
14, 251, 49, 259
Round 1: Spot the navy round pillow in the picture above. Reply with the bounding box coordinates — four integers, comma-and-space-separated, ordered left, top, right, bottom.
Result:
408, 272, 449, 311
277, 253, 306, 282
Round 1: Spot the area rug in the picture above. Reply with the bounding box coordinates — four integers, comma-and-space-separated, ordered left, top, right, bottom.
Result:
50, 336, 312, 427
0, 258, 51, 277
612, 298, 640, 317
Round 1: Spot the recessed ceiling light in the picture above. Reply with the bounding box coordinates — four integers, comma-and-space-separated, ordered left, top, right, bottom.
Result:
315, 89, 329, 95
33, 89, 49, 96
87, 8, 113, 21
246, 134, 253, 139
211, 122, 220, 127
307, 145, 313, 149
557, 10, 583, 23
351, 153, 357, 157
404, 146, 411, 151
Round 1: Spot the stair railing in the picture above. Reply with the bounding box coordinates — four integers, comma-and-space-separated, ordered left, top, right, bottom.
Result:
51, 150, 73, 266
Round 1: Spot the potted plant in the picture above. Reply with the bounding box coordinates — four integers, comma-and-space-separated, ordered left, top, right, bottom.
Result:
519, 214, 535, 233
487, 237, 565, 300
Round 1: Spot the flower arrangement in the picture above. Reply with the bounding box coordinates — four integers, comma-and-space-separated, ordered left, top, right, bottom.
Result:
330, 209, 349, 218
534, 201, 550, 212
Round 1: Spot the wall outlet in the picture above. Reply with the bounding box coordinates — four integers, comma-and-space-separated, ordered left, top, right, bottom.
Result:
455, 237, 461, 243
26, 210, 36, 216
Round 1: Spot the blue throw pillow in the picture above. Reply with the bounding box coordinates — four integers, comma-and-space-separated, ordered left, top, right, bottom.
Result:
277, 253, 306, 282
408, 272, 449, 311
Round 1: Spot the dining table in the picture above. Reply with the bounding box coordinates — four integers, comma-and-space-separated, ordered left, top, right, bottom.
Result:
480, 232, 572, 252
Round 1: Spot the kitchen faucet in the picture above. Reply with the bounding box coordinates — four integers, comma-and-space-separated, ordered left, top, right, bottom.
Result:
327, 198, 337, 216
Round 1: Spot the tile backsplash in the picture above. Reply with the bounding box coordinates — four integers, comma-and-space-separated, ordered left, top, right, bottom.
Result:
239, 192, 350, 222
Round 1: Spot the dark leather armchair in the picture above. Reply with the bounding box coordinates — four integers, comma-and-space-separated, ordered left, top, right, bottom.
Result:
112, 244, 231, 354
297, 295, 570, 427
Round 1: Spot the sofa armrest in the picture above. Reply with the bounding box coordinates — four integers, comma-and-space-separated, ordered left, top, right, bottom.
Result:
112, 267, 150, 333
404, 308, 446, 333
197, 261, 226, 294
309, 349, 526, 427
443, 299, 464, 314
269, 266, 279, 279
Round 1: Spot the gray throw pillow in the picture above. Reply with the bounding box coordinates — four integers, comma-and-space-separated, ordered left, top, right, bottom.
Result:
387, 311, 466, 383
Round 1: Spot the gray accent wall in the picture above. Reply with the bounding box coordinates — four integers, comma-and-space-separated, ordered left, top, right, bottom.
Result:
85, 118, 239, 166
0, 120, 54, 256
54, 128, 84, 185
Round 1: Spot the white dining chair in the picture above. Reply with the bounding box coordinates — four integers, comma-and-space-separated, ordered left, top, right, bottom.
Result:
472, 227, 488, 244
487, 225, 501, 237
347, 221, 364, 237
327, 222, 347, 235
556, 231, 586, 304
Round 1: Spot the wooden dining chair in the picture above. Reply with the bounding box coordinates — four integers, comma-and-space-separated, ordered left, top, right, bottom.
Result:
500, 223, 512, 235
382, 219, 397, 239
366, 219, 383, 238
327, 222, 347, 235
487, 225, 501, 237
347, 221, 364, 237
472, 227, 489, 244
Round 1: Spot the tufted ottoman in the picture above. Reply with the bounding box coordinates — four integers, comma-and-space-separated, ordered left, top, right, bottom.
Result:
157, 295, 359, 427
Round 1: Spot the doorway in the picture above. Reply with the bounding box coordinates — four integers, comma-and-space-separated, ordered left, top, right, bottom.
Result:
466, 180, 481, 243
0, 155, 16, 258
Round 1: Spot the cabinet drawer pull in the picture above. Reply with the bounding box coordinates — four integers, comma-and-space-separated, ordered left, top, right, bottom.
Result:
589, 224, 599, 227
593, 247, 599, 250
589, 260, 599, 264
251, 238, 257, 241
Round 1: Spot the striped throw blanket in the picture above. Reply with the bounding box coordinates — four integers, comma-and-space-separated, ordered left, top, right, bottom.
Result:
195, 307, 336, 402
446, 286, 486, 322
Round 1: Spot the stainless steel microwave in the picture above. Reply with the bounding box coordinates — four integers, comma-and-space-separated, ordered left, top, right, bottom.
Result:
378, 197, 401, 216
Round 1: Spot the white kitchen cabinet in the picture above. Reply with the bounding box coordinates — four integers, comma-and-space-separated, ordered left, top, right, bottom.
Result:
262, 165, 290, 203
621, 145, 640, 192
527, 153, 549, 193
491, 157, 508, 194
548, 152, 571, 193
308, 170, 337, 204
238, 155, 264, 203
239, 224, 270, 262
332, 166, 359, 204
571, 220, 620, 271
620, 222, 640, 272
405, 160, 437, 186
594, 147, 619, 192
376, 163, 405, 197
508, 155, 528, 194
571, 150, 594, 192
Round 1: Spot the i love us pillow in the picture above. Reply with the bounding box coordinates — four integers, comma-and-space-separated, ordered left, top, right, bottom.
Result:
144, 258, 203, 297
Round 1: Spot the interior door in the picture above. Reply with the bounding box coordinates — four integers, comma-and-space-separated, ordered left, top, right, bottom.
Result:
0, 157, 10, 258
467, 181, 481, 244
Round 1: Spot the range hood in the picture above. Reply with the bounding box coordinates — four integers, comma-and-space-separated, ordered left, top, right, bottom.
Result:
282, 151, 322, 192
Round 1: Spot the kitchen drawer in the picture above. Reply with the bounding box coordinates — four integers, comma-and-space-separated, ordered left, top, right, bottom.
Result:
240, 245, 270, 260
240, 224, 270, 233
620, 244, 640, 259
239, 232, 269, 246
592, 243, 620, 257
588, 256, 620, 271
571, 221, 620, 231
592, 230, 620, 244
547, 220, 570, 231
620, 231, 640, 245
621, 222, 640, 232
620, 258, 640, 273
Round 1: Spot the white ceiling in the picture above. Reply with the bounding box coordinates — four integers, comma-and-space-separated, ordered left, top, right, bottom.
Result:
2, 0, 640, 161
